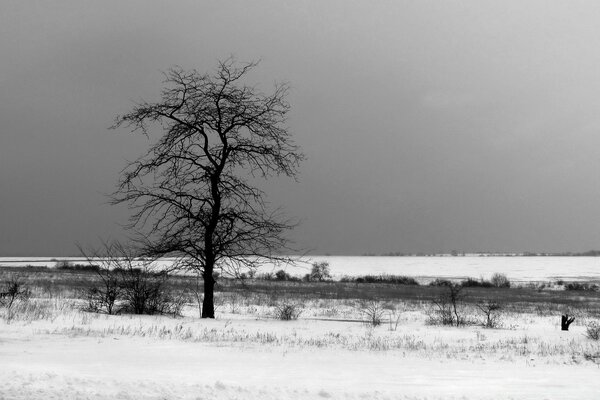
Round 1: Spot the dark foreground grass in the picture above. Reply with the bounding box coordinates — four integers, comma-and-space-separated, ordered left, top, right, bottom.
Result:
2, 266, 600, 314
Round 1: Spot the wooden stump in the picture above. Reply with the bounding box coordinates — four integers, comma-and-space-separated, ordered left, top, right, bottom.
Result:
561, 314, 575, 331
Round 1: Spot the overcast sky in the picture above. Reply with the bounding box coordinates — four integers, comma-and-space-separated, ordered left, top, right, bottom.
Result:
2, 1, 600, 256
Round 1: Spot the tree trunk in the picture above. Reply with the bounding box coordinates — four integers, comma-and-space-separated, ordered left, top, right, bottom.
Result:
201, 270, 215, 318
561, 314, 575, 331
453, 303, 460, 327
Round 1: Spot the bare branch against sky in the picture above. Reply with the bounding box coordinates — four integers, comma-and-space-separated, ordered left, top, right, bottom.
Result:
2, 1, 600, 255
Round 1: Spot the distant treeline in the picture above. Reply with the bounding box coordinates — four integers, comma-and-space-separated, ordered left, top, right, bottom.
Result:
363, 250, 600, 257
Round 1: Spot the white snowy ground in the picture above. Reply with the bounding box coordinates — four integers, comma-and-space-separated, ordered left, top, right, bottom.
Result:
1, 302, 600, 400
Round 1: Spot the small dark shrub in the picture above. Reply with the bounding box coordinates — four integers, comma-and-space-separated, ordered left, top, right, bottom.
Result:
461, 278, 493, 288
54, 259, 72, 269
341, 275, 418, 285
155, 290, 189, 317
429, 278, 453, 287
586, 321, 600, 340
565, 282, 598, 291
476, 300, 502, 328
83, 271, 120, 314
275, 269, 293, 281
256, 272, 274, 281
79, 241, 181, 316
57, 263, 101, 272
490, 273, 511, 288
113, 267, 142, 275
309, 262, 331, 282
274, 302, 302, 320
357, 300, 386, 326
429, 283, 465, 326
119, 270, 171, 315
0, 274, 30, 319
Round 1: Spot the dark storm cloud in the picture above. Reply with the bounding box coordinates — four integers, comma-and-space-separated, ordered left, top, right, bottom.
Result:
2, 1, 600, 255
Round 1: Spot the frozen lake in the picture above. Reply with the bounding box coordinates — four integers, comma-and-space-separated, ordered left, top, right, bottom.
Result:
2, 256, 600, 282
292, 256, 600, 282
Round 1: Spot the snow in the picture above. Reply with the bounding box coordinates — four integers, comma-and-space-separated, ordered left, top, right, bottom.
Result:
2, 332, 600, 400
2, 304, 600, 399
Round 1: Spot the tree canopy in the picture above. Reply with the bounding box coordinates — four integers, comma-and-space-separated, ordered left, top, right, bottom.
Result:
112, 59, 304, 317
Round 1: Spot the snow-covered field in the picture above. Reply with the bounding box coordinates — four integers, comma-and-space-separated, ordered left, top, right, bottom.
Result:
3, 256, 600, 282
2, 297, 600, 399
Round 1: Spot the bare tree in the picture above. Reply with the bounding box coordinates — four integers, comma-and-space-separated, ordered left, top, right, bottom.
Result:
476, 299, 502, 328
431, 282, 465, 326
111, 58, 304, 318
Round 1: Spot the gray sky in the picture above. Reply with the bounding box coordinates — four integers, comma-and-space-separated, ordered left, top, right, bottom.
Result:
2, 1, 600, 256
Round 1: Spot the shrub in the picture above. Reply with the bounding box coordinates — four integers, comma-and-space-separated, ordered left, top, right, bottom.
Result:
429, 283, 465, 326
54, 259, 72, 269
256, 272, 274, 281
274, 302, 302, 320
357, 300, 386, 326
387, 308, 402, 331
56, 262, 101, 272
79, 241, 184, 316
118, 270, 171, 315
345, 275, 419, 285
83, 269, 121, 314
275, 269, 293, 281
309, 262, 331, 282
158, 291, 189, 317
586, 321, 600, 340
565, 282, 598, 291
490, 273, 511, 288
476, 300, 502, 328
461, 278, 493, 288
0, 274, 30, 319
429, 278, 453, 287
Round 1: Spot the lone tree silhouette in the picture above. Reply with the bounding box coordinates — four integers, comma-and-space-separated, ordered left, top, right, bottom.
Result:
112, 59, 303, 318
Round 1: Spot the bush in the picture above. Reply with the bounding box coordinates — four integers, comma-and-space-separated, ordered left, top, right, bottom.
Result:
476, 300, 502, 328
56, 262, 101, 272
357, 300, 386, 326
157, 291, 189, 317
461, 278, 493, 288
343, 275, 419, 285
429, 283, 465, 326
119, 270, 171, 315
275, 269, 293, 281
429, 278, 453, 287
0, 274, 30, 319
256, 272, 274, 281
490, 273, 511, 288
80, 241, 185, 316
274, 302, 302, 320
83, 266, 121, 314
586, 321, 600, 340
565, 282, 598, 291
309, 262, 331, 282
